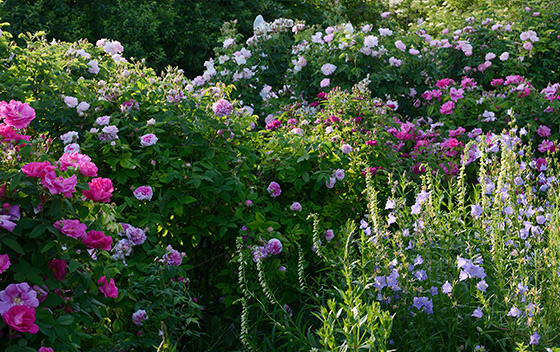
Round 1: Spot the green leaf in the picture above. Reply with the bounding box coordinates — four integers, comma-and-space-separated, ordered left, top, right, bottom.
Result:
57, 315, 75, 326
3, 238, 24, 254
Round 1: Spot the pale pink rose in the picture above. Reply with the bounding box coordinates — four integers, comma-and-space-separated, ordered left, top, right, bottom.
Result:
223, 38, 235, 48
395, 40, 406, 52
523, 42, 533, 51
324, 229, 334, 241
132, 309, 148, 325
500, 52, 510, 61
320, 78, 330, 87
103, 41, 124, 55
363, 35, 378, 48
88, 60, 100, 74
341, 144, 353, 154
64, 143, 80, 153
140, 133, 158, 147
64, 96, 79, 108
133, 186, 153, 201
290, 202, 302, 212
76, 101, 90, 115
409, 48, 420, 55
389, 57, 402, 67
485, 52, 496, 61
321, 63, 337, 76
95, 115, 110, 125
0, 100, 36, 129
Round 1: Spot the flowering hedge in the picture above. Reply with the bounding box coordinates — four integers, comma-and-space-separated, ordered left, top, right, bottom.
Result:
1, 2, 560, 350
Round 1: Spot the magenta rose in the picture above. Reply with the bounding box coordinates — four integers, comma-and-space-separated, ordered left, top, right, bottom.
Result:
439, 101, 455, 115
39, 348, 54, 352
83, 178, 113, 203
54, 219, 87, 239
0, 254, 10, 274
0, 100, 36, 129
21, 161, 55, 178
98, 276, 119, 298
82, 230, 113, 250
41, 173, 77, 198
2, 305, 39, 334
49, 259, 68, 281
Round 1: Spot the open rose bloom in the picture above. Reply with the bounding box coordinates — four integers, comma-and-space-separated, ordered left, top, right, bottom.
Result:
0, 100, 36, 129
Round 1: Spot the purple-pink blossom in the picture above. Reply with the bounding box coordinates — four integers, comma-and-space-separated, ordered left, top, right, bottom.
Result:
212, 99, 233, 117
266, 238, 283, 255
132, 309, 148, 325
0, 282, 39, 314
134, 186, 153, 201
440, 101, 455, 115
267, 182, 282, 197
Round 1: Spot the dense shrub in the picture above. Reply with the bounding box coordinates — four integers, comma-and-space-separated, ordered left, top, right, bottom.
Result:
1, 1, 560, 350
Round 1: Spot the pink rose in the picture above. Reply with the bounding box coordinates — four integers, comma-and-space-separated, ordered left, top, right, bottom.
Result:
2, 305, 39, 334
49, 259, 68, 281
82, 230, 113, 251
21, 161, 55, 178
58, 152, 98, 177
266, 238, 283, 255
132, 309, 148, 325
41, 173, 77, 198
53, 219, 87, 239
39, 348, 55, 352
83, 178, 113, 203
0, 100, 36, 129
140, 133, 158, 147
133, 186, 153, 201
0, 254, 10, 274
98, 276, 119, 298
212, 99, 233, 117
267, 182, 282, 198
439, 101, 455, 115
395, 40, 406, 52
290, 202, 302, 212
